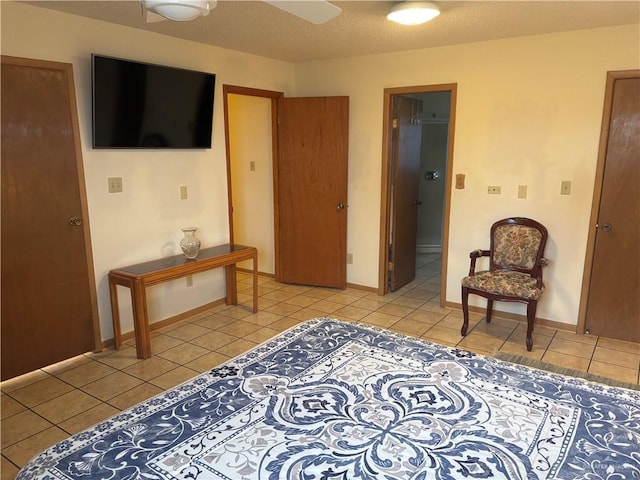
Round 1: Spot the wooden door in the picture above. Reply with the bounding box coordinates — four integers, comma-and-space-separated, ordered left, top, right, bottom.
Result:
584, 74, 639, 342
275, 96, 349, 288
389, 96, 422, 291
1, 56, 98, 380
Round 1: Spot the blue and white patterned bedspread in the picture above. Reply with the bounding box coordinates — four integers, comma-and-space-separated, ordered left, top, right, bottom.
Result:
17, 318, 640, 480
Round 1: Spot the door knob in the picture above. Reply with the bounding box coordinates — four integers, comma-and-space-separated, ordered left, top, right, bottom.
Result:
69, 217, 83, 226
414, 200, 423, 206
337, 203, 345, 210
600, 223, 613, 232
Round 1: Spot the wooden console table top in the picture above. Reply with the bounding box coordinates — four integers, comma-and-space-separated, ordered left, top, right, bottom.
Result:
108, 244, 258, 359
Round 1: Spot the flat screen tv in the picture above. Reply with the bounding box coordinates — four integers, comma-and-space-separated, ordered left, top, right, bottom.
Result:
91, 54, 215, 149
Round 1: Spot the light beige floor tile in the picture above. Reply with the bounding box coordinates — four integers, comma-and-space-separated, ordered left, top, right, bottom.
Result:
421, 325, 463, 346
361, 312, 401, 328
149, 366, 200, 390
459, 333, 506, 354
218, 306, 253, 320
157, 343, 210, 365
547, 337, 595, 359
81, 371, 143, 402
376, 303, 415, 318
333, 305, 371, 321
388, 318, 432, 337
149, 334, 185, 353
55, 360, 117, 387
59, 403, 120, 435
264, 302, 303, 316
190, 314, 237, 330
498, 340, 546, 360
242, 327, 280, 344
185, 352, 230, 372
1, 410, 53, 448
108, 383, 164, 411
2, 455, 20, 480
96, 346, 142, 370
403, 310, 446, 325
2, 425, 69, 467
588, 361, 639, 385
123, 356, 179, 381
283, 295, 322, 308
554, 329, 597, 345
242, 311, 283, 327
299, 289, 336, 300
260, 290, 297, 302
592, 346, 640, 370
1, 394, 26, 419
322, 292, 360, 305
596, 336, 640, 355
163, 323, 211, 341
308, 300, 344, 314
190, 331, 237, 350
286, 308, 326, 321
269, 317, 306, 331
0, 370, 51, 394
506, 329, 553, 350
217, 339, 258, 358
41, 354, 91, 376
468, 322, 516, 341
541, 351, 590, 372
220, 320, 262, 338
418, 302, 452, 315
33, 390, 101, 424
351, 298, 389, 311
8, 377, 74, 408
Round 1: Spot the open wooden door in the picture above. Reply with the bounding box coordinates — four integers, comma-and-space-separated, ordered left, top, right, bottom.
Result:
1, 56, 99, 380
389, 96, 423, 291
275, 96, 349, 288
583, 73, 639, 342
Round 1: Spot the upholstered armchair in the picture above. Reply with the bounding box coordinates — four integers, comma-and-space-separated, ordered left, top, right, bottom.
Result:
461, 217, 548, 351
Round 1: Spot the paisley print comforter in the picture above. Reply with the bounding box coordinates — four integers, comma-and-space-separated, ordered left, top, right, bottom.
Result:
17, 318, 640, 480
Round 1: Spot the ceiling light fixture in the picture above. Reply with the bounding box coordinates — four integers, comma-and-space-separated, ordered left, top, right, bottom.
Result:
143, 0, 215, 21
387, 1, 440, 26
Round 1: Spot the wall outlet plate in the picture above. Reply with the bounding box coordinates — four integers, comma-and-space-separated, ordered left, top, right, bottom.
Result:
561, 180, 572, 195
518, 185, 527, 199
108, 177, 123, 193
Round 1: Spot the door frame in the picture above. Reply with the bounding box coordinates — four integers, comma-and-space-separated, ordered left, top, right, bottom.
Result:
378, 84, 457, 299
223, 85, 283, 275
576, 69, 640, 333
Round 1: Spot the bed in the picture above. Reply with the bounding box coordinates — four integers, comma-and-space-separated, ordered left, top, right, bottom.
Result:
17, 317, 640, 480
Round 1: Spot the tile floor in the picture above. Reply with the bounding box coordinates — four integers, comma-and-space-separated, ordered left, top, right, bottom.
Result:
2, 253, 639, 478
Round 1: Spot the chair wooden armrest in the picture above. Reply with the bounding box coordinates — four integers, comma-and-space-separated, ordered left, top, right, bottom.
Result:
468, 249, 490, 276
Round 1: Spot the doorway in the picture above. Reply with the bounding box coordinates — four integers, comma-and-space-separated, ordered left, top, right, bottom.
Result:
379, 84, 457, 299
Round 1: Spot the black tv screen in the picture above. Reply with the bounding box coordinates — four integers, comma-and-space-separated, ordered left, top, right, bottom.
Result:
91, 54, 215, 149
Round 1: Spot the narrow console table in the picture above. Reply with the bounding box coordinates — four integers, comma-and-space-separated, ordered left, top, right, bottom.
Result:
108, 244, 258, 359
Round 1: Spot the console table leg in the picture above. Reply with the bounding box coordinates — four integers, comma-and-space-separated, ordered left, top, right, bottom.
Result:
225, 265, 238, 305
252, 251, 258, 313
109, 277, 122, 350
131, 279, 152, 359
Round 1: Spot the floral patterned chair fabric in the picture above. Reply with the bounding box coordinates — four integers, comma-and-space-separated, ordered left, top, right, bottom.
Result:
461, 218, 548, 351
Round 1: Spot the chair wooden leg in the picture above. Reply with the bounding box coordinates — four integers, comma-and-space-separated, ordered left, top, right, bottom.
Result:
461, 287, 470, 336
526, 301, 537, 352
486, 300, 493, 323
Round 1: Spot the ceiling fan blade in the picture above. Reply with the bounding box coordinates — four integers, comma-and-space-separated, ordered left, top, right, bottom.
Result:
264, 1, 342, 25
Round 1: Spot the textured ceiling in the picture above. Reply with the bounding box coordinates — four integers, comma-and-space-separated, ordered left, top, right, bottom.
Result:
23, 1, 640, 62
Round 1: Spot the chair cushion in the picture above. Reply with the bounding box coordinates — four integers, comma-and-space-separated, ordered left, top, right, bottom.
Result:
493, 225, 542, 270
462, 270, 544, 300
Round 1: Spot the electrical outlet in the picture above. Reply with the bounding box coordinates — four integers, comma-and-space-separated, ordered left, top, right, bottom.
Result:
186, 275, 193, 287
108, 177, 123, 193
180, 185, 188, 200
487, 186, 501, 194
346, 253, 353, 264
517, 185, 527, 199
561, 180, 572, 195
250, 161, 256, 172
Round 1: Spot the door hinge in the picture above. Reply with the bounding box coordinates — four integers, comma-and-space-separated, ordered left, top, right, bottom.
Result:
392, 119, 398, 129
388, 261, 394, 271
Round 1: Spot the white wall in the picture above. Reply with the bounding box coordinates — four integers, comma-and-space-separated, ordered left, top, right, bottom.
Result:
1, 2, 294, 340
294, 24, 640, 326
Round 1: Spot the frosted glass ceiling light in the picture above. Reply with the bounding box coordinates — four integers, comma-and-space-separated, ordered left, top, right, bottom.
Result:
387, 1, 440, 25
143, 0, 215, 21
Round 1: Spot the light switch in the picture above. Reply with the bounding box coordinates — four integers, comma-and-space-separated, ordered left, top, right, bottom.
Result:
250, 161, 256, 172
518, 185, 527, 199
180, 185, 188, 200
455, 174, 465, 189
